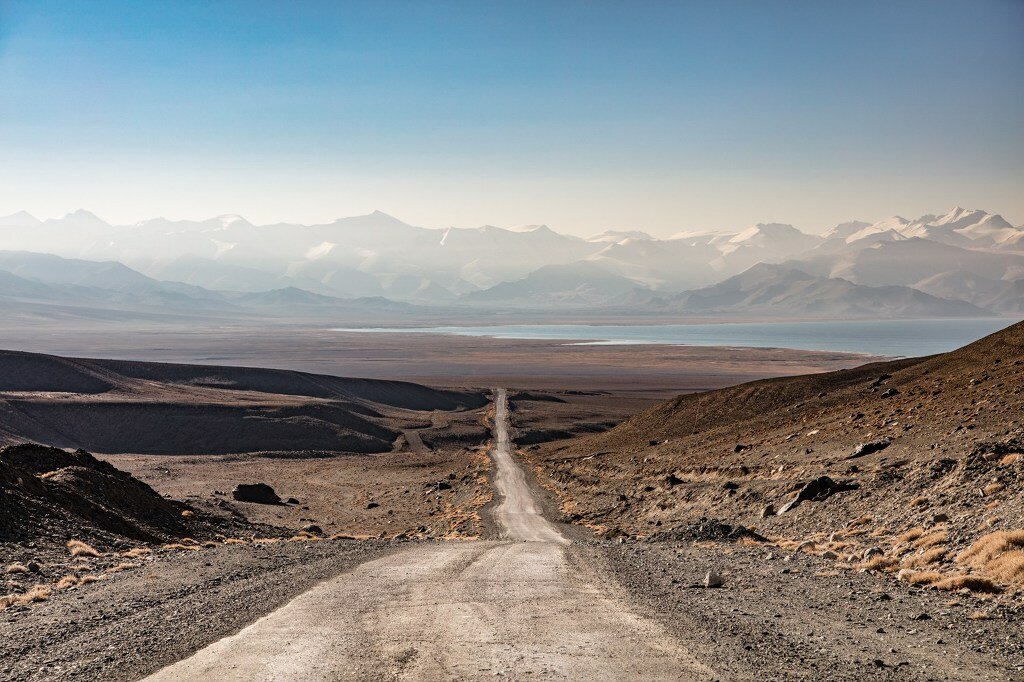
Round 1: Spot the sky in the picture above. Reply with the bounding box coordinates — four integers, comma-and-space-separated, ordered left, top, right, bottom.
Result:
0, 1, 1022, 236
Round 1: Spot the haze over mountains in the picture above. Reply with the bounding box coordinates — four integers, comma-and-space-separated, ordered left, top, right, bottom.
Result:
0, 206, 1021, 320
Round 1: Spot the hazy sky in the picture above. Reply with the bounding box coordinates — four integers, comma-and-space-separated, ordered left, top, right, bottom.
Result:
1, 1, 1022, 236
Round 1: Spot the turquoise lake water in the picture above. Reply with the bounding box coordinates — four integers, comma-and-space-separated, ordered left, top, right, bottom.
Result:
336, 318, 1020, 357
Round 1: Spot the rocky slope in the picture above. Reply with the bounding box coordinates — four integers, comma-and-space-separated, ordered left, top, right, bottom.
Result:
528, 320, 1024, 596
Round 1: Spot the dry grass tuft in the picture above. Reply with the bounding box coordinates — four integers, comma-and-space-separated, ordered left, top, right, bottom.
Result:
901, 570, 943, 585
898, 527, 925, 544
932, 574, 1002, 594
252, 538, 281, 545
909, 496, 929, 508
983, 482, 1006, 496
913, 531, 949, 549
19, 585, 50, 604
78, 574, 103, 585
958, 530, 1024, 568
108, 562, 137, 573
56, 575, 80, 589
848, 514, 873, 527
901, 547, 947, 568
222, 538, 248, 545
986, 550, 1024, 585
67, 540, 101, 558
5, 563, 29, 575
162, 543, 201, 551
181, 510, 194, 517
968, 610, 992, 620
288, 534, 325, 542
0, 595, 15, 609
330, 533, 359, 541
123, 547, 152, 558
869, 526, 889, 538
1000, 453, 1021, 466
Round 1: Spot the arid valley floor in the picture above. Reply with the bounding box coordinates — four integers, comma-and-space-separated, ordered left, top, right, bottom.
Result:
1, 325, 1022, 680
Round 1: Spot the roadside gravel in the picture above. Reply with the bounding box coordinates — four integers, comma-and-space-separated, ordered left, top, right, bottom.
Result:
592, 540, 1024, 681
0, 539, 395, 681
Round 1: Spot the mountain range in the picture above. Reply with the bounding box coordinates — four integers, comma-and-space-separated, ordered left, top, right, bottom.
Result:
0, 206, 1021, 319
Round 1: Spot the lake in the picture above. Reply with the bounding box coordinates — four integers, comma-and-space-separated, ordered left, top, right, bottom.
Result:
335, 318, 1019, 357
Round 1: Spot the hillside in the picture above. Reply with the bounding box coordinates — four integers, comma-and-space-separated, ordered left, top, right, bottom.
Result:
665, 263, 988, 317
0, 351, 487, 455
528, 320, 1024, 590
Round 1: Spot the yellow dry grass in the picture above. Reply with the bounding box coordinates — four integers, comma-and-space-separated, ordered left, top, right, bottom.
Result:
67, 540, 101, 558
5, 563, 29, 574
848, 514, 873, 527
56, 575, 80, 589
108, 562, 137, 573
252, 538, 281, 545
123, 547, 152, 558
162, 543, 201, 551
2, 585, 53, 608
909, 496, 929, 508
968, 611, 992, 620
181, 510, 194, 517
901, 547, 947, 568
898, 527, 925, 544
78, 574, 103, 585
932, 574, 1002, 594
901, 570, 943, 585
983, 482, 1006, 496
222, 538, 248, 545
958, 530, 1024, 567
1000, 453, 1021, 466
913, 531, 948, 549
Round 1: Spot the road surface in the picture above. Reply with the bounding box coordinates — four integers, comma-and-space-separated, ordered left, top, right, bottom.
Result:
146, 389, 711, 681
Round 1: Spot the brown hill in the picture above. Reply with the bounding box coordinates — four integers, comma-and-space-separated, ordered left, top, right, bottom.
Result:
529, 320, 1024, 589
0, 351, 488, 455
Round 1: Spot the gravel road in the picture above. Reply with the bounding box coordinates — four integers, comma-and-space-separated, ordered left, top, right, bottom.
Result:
145, 389, 712, 680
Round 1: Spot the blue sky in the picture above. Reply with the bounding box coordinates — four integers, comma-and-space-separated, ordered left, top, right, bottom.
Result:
1, 1, 1022, 235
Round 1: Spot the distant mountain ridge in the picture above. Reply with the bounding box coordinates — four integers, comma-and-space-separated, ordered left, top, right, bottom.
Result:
0, 206, 1021, 317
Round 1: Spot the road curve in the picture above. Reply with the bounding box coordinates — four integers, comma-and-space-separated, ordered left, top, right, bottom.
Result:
145, 389, 712, 681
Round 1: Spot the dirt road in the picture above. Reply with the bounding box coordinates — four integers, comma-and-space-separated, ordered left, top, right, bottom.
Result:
145, 389, 712, 681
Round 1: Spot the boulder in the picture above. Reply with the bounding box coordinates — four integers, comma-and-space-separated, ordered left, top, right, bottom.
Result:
302, 524, 323, 535
848, 439, 892, 460
703, 571, 725, 588
231, 483, 281, 505
777, 476, 860, 514
760, 504, 776, 519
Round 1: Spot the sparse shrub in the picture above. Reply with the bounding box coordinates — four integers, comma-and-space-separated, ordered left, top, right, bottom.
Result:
67, 540, 101, 558
932, 574, 1002, 594
5, 563, 29, 575
898, 527, 925, 544
913, 531, 948, 549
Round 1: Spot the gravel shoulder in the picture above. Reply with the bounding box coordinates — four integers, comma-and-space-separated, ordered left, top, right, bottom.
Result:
591, 539, 1024, 681
0, 539, 396, 681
